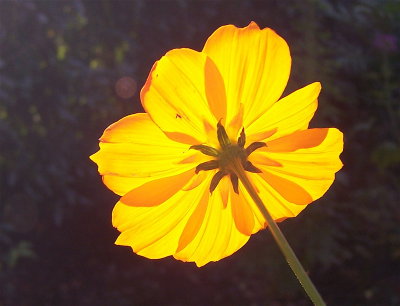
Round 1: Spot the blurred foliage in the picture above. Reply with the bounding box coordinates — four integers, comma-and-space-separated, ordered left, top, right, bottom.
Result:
0, 0, 399, 305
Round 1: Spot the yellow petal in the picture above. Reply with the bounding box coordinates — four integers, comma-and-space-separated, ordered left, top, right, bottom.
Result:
203, 21, 291, 129
113, 174, 211, 259
249, 128, 343, 205
257, 171, 313, 205
247, 82, 321, 143
120, 170, 195, 206
218, 176, 230, 208
174, 188, 250, 267
265, 128, 331, 152
176, 190, 209, 252
90, 113, 197, 195
140, 48, 226, 144
226, 103, 244, 141
182, 171, 208, 191
215, 177, 256, 235
244, 172, 309, 223
230, 189, 255, 235
237, 184, 267, 232
102, 175, 150, 197
204, 57, 227, 122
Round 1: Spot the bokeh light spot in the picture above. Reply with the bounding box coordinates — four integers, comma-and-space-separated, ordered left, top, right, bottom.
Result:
115, 76, 137, 99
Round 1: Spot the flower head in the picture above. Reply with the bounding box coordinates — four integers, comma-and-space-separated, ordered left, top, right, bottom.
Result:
90, 22, 343, 267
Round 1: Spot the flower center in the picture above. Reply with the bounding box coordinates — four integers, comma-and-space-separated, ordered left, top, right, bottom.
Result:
190, 121, 266, 193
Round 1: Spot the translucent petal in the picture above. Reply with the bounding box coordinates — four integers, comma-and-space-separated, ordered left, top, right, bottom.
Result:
203, 21, 291, 129
182, 171, 208, 191
174, 188, 249, 267
120, 170, 195, 206
238, 184, 267, 232
247, 82, 321, 143
102, 175, 150, 197
90, 113, 199, 195
244, 173, 309, 223
257, 171, 313, 205
218, 176, 230, 208
176, 190, 210, 252
265, 128, 343, 154
140, 48, 226, 144
249, 128, 344, 205
230, 189, 255, 235
113, 174, 211, 259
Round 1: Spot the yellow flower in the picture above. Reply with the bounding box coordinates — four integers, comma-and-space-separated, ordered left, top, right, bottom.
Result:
90, 22, 343, 267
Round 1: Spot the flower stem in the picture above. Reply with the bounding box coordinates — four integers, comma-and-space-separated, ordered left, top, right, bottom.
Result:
231, 159, 326, 306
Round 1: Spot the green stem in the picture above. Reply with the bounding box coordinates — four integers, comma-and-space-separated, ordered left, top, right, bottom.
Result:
231, 159, 326, 306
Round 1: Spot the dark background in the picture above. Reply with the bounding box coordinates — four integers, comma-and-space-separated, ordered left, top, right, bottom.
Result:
1, 0, 399, 305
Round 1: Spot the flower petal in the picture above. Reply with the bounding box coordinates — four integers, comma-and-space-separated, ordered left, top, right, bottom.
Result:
218, 176, 230, 208
140, 48, 226, 144
113, 174, 211, 259
203, 21, 291, 130
257, 171, 313, 205
244, 173, 309, 223
174, 188, 250, 267
266, 128, 342, 153
176, 189, 210, 252
90, 113, 199, 196
249, 128, 343, 204
102, 175, 149, 197
120, 170, 195, 207
230, 188, 255, 235
247, 82, 321, 143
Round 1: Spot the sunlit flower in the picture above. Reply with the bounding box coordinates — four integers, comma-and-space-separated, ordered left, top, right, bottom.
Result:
90, 22, 343, 267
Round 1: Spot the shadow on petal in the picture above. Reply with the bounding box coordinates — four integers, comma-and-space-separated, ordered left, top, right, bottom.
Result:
258, 171, 313, 205
120, 169, 195, 206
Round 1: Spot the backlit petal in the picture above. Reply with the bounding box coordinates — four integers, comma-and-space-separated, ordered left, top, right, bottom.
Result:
230, 189, 255, 235
265, 128, 341, 153
102, 175, 149, 197
257, 171, 313, 205
120, 170, 195, 206
218, 176, 230, 208
203, 21, 291, 131
247, 82, 321, 143
141, 48, 226, 144
249, 128, 343, 205
174, 188, 250, 267
244, 173, 308, 224
91, 22, 345, 268
90, 113, 200, 196
176, 190, 210, 252
113, 175, 211, 259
